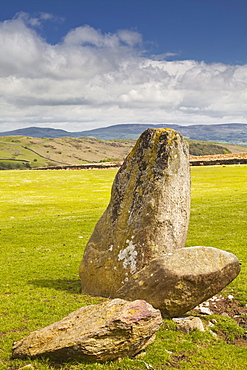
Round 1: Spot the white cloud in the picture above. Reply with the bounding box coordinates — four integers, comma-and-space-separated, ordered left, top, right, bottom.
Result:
0, 14, 246, 132
63, 25, 142, 49
14, 11, 62, 28
117, 29, 142, 47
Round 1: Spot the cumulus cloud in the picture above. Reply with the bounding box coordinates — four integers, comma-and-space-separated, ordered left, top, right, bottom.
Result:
0, 14, 246, 132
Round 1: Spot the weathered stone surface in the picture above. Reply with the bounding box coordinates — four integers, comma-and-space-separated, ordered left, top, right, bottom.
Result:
79, 128, 190, 297
12, 299, 162, 362
172, 316, 205, 334
115, 246, 240, 317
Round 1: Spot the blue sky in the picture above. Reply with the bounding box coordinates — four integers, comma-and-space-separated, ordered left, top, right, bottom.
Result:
0, 0, 246, 132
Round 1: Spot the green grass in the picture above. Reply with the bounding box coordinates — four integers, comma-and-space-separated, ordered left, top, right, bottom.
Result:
0, 166, 246, 369
187, 165, 247, 303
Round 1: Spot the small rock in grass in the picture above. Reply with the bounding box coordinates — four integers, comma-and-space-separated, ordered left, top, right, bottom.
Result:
172, 316, 205, 334
196, 306, 214, 315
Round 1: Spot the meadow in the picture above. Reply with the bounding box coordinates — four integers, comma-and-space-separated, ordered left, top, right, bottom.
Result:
0, 166, 246, 370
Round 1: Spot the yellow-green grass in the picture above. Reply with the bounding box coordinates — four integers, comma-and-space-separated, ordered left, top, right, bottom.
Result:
187, 165, 247, 303
0, 166, 246, 370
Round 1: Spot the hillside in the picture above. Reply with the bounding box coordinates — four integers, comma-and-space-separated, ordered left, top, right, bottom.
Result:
0, 136, 134, 170
1, 123, 247, 144
1, 135, 247, 170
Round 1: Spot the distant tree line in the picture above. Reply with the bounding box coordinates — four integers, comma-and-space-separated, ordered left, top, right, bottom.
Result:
188, 142, 231, 156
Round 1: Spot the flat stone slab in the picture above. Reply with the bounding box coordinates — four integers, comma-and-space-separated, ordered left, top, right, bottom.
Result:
115, 246, 240, 317
79, 128, 190, 297
12, 299, 162, 362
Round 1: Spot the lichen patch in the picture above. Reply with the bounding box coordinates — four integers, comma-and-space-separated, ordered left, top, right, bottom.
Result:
118, 240, 138, 274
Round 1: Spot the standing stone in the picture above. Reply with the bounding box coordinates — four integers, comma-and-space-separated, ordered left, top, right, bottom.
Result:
12, 299, 162, 362
79, 128, 190, 297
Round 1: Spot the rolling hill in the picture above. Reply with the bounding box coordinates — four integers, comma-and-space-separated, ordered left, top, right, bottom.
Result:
1, 123, 247, 144
0, 136, 134, 169
1, 134, 247, 170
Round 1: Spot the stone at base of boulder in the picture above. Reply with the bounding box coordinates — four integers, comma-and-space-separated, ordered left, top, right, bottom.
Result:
12, 299, 162, 363
172, 317, 205, 334
115, 246, 240, 317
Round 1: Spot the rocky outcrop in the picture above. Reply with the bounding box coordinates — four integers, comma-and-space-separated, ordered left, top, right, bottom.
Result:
115, 246, 240, 317
79, 128, 240, 317
12, 299, 162, 362
79, 128, 191, 297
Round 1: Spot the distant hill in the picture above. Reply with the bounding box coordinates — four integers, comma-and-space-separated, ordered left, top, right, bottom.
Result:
0, 127, 71, 139
1, 123, 247, 144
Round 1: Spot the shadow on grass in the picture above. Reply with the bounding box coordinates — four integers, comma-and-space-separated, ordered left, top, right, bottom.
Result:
28, 278, 82, 294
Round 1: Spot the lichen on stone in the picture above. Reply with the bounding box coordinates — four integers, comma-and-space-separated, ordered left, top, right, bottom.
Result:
118, 240, 138, 274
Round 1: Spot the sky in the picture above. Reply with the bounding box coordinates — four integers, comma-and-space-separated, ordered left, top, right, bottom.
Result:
0, 0, 246, 132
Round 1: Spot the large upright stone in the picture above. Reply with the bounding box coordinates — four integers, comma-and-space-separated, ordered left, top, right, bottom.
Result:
79, 128, 190, 297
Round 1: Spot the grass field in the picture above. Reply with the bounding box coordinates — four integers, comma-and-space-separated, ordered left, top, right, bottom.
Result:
0, 166, 247, 370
